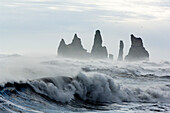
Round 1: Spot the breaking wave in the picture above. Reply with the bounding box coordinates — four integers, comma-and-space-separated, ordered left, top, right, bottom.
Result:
1, 72, 170, 112
0, 56, 170, 112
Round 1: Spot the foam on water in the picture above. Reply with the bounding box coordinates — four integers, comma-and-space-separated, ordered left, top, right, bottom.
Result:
29, 72, 170, 104
0, 55, 170, 112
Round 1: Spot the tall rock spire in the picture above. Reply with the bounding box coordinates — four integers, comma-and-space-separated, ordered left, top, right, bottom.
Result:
117, 40, 124, 61
91, 30, 108, 59
93, 30, 102, 46
125, 34, 149, 61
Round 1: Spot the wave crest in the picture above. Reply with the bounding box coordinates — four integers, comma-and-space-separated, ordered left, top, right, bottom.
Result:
28, 72, 170, 104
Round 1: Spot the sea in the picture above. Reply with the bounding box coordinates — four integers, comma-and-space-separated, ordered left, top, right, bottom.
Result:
0, 55, 170, 113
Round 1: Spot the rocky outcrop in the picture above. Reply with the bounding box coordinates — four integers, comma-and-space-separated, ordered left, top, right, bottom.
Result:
91, 30, 108, 59
117, 40, 124, 61
57, 34, 88, 59
57, 31, 151, 61
57, 30, 108, 59
125, 34, 149, 61
58, 39, 67, 56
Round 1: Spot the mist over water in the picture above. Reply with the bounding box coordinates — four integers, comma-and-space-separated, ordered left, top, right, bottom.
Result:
1, 0, 170, 112
1, 0, 170, 60
0, 55, 170, 112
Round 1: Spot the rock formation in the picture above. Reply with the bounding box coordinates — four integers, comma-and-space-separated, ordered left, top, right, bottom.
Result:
58, 38, 67, 56
125, 34, 149, 61
117, 40, 124, 61
57, 31, 151, 61
57, 34, 88, 59
91, 30, 108, 59
57, 30, 109, 59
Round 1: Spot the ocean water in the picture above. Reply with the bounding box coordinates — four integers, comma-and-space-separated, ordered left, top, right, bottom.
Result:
0, 55, 170, 113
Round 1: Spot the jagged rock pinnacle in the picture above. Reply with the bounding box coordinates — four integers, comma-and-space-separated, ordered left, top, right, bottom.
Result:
125, 34, 149, 61
57, 38, 67, 56
57, 34, 88, 59
91, 30, 108, 59
117, 40, 124, 61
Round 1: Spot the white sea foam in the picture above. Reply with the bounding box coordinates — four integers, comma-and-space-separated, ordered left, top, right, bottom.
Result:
0, 55, 170, 112
28, 72, 170, 104
0, 55, 170, 104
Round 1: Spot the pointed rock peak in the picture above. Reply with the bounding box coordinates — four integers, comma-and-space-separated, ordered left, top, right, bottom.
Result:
91, 30, 108, 59
57, 38, 67, 56
125, 34, 149, 61
74, 34, 78, 39
71, 33, 84, 49
120, 40, 124, 47
96, 30, 101, 34
131, 34, 141, 40
57, 34, 88, 59
117, 40, 124, 61
72, 33, 80, 44
61, 38, 65, 42
60, 38, 66, 45
131, 34, 143, 47
131, 34, 135, 38
94, 30, 102, 46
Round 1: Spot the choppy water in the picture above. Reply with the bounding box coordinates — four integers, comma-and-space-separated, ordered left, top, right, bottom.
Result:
0, 55, 170, 113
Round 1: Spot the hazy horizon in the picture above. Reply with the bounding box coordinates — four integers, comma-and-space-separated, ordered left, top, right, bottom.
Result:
0, 0, 170, 61
1, 1, 170, 112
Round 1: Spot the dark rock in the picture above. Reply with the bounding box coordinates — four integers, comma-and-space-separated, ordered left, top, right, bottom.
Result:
125, 34, 149, 61
109, 54, 114, 60
117, 40, 124, 61
57, 34, 88, 59
58, 38, 67, 57
91, 30, 108, 59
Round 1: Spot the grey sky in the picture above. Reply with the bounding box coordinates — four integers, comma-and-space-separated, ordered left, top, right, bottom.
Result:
0, 0, 170, 60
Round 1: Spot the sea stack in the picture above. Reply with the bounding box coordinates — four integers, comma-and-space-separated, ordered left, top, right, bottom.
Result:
57, 34, 88, 58
58, 38, 67, 57
91, 30, 108, 59
125, 34, 149, 61
117, 40, 124, 61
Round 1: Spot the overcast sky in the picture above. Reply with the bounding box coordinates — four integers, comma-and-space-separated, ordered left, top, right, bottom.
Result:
0, 0, 170, 60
